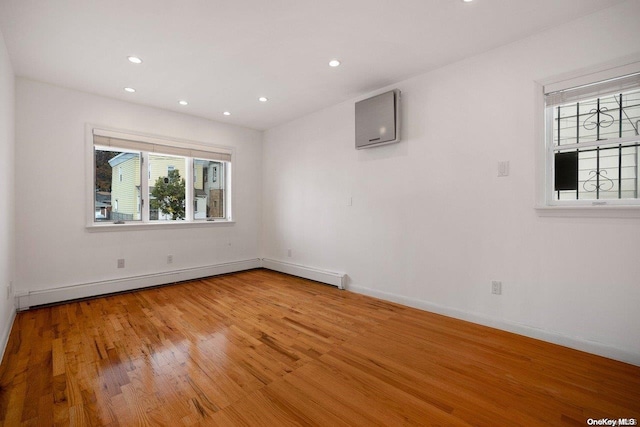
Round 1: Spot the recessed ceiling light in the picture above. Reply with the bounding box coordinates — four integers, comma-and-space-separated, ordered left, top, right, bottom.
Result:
178, 100, 188, 106
258, 97, 268, 102
124, 87, 136, 93
462, 0, 473, 2
329, 59, 341, 67
127, 56, 143, 64
223, 111, 231, 116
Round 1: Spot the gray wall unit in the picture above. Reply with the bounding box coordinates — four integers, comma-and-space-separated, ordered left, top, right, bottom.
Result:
355, 89, 401, 149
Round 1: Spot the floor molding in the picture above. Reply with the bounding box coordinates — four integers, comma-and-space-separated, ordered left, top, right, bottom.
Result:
348, 283, 640, 367
261, 258, 346, 289
16, 258, 261, 310
0, 306, 16, 363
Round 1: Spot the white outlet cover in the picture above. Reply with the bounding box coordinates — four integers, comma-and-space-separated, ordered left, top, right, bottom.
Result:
498, 161, 509, 177
491, 280, 502, 295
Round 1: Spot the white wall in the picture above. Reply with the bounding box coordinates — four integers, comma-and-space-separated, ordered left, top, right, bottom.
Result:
15, 79, 262, 300
262, 1, 640, 364
0, 29, 16, 359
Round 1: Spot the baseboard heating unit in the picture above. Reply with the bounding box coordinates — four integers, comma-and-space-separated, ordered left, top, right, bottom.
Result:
261, 258, 346, 290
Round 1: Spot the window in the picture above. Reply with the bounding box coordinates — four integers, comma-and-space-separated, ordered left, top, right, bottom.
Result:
194, 159, 226, 219
91, 128, 232, 225
149, 155, 186, 221
95, 149, 140, 221
544, 71, 640, 206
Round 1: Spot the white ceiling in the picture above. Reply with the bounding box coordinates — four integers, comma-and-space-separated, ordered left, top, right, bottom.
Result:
0, 0, 625, 130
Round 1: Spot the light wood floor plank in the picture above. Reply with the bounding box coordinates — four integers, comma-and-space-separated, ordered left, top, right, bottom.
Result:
1, 269, 638, 426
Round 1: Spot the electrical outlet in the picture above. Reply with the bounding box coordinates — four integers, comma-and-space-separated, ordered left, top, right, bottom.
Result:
117, 258, 125, 269
497, 161, 509, 177
167, 255, 173, 264
287, 249, 292, 257
491, 281, 502, 295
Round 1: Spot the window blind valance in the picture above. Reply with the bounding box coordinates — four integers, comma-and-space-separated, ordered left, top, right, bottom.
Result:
93, 129, 232, 162
545, 72, 640, 107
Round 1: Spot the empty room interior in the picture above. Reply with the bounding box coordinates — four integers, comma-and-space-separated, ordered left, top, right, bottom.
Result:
1, 0, 640, 425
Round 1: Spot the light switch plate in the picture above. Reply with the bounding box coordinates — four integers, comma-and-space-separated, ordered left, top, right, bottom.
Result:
498, 161, 509, 177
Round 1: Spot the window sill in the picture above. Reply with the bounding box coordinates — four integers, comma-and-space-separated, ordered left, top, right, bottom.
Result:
535, 205, 640, 218
86, 220, 235, 232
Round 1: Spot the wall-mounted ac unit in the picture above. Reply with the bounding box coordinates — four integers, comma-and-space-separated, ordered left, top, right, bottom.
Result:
355, 89, 401, 149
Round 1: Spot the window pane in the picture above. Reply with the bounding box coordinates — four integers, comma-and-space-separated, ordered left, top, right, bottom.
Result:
149, 154, 187, 221
554, 142, 639, 201
94, 148, 141, 222
193, 159, 225, 219
553, 88, 640, 146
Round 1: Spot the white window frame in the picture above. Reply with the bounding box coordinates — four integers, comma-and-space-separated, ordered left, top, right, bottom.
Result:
536, 57, 640, 218
86, 125, 234, 230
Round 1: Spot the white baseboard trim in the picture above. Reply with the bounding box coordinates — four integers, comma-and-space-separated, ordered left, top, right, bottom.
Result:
261, 258, 346, 289
16, 258, 261, 310
348, 284, 640, 367
1, 306, 16, 364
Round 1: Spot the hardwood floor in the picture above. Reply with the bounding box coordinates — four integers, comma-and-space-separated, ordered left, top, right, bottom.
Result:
1, 269, 639, 426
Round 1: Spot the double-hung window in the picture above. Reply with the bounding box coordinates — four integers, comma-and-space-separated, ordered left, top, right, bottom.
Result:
91, 128, 232, 226
544, 70, 640, 207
